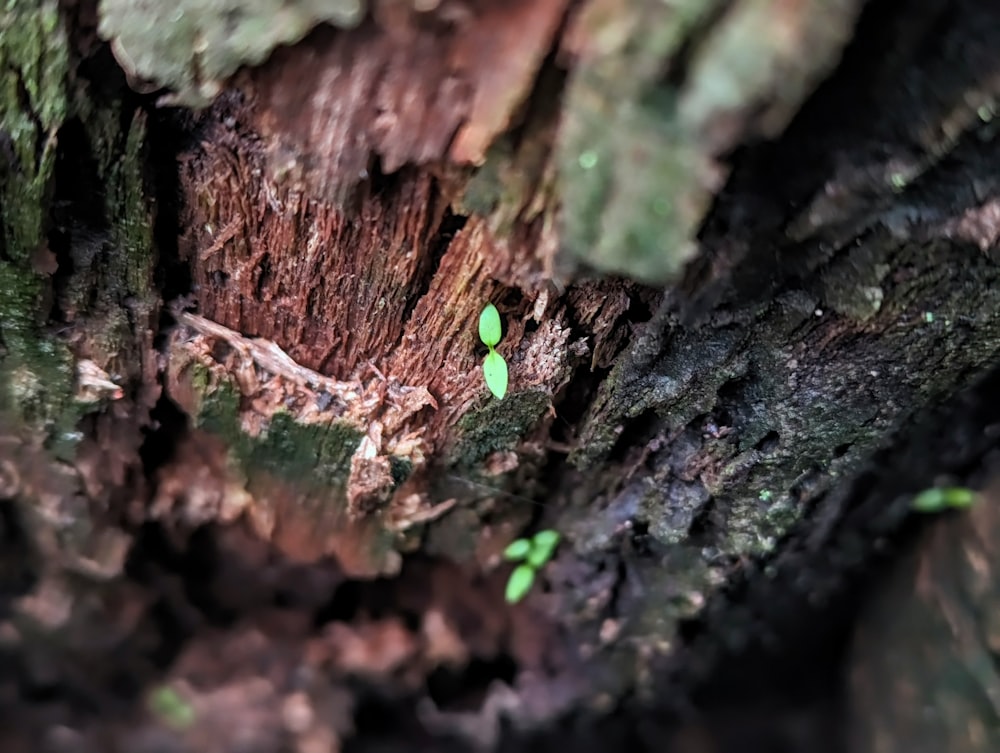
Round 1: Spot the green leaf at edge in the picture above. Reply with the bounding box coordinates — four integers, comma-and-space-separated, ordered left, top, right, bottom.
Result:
912, 486, 976, 513
148, 686, 196, 730
505, 563, 535, 604
479, 303, 502, 347
942, 487, 976, 508
483, 349, 508, 399
503, 538, 532, 561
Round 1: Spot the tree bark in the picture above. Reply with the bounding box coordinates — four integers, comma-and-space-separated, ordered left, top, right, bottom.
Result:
3, 0, 1000, 751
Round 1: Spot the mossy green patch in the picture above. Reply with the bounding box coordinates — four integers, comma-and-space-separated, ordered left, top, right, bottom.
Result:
0, 1, 68, 135
98, 0, 367, 107
0, 1, 82, 454
560, 85, 701, 283
453, 389, 550, 468
0, 287, 83, 459
113, 113, 158, 304
0, 2, 67, 263
196, 378, 364, 494
556, 0, 717, 283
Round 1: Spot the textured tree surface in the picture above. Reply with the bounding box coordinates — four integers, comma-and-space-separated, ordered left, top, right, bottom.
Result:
3, 0, 1000, 751
847, 401, 1000, 753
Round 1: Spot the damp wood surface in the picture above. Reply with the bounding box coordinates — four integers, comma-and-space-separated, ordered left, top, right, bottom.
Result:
3, 0, 1000, 752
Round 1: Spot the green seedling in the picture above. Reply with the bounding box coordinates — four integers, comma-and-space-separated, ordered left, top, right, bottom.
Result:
148, 685, 196, 730
483, 350, 508, 400
479, 302, 502, 347
479, 303, 508, 399
503, 537, 532, 560
526, 529, 560, 568
505, 564, 536, 604
503, 529, 560, 603
911, 486, 977, 513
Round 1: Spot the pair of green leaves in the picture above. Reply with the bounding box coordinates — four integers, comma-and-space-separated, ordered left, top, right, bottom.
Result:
911, 486, 977, 513
479, 303, 508, 399
503, 529, 560, 604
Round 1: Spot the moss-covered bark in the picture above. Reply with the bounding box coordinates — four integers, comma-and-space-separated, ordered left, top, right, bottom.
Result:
0, 1, 78, 450
1, 1, 158, 451
0, 0, 159, 671
5, 0, 1000, 750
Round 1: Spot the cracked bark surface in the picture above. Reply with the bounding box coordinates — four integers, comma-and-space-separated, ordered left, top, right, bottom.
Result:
3, 0, 1000, 751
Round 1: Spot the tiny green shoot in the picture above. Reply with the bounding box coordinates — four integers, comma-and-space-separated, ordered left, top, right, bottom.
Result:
505, 564, 536, 603
911, 486, 977, 513
503, 538, 532, 560
479, 303, 502, 347
526, 529, 560, 568
148, 685, 196, 730
483, 350, 508, 399
478, 303, 508, 399
503, 529, 560, 604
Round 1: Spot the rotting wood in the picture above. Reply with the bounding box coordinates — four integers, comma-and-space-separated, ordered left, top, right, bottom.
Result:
166, 0, 634, 567
7, 1, 1000, 748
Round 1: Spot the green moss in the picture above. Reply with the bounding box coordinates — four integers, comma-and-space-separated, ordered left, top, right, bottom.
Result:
0, 306, 82, 459
0, 3, 66, 260
192, 374, 410, 574
1, 5, 158, 463
98, 0, 367, 107
0, 2, 68, 134
452, 390, 551, 468
0, 262, 44, 335
115, 113, 157, 301
560, 87, 701, 282
65, 99, 157, 304
0, 1, 81, 453
557, 0, 718, 283
197, 379, 364, 493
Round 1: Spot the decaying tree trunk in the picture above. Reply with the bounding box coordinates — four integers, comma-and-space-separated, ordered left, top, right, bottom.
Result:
4, 0, 1000, 751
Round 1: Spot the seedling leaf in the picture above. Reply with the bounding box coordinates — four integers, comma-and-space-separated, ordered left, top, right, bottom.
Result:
942, 487, 977, 507
505, 563, 535, 604
527, 529, 560, 568
479, 303, 502, 347
912, 486, 976, 513
483, 350, 508, 399
148, 685, 196, 730
504, 538, 532, 561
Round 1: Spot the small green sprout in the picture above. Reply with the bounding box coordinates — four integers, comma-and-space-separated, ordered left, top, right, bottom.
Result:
479, 302, 502, 347
478, 303, 508, 399
503, 537, 531, 560
503, 529, 560, 603
148, 684, 196, 730
483, 350, 508, 400
911, 486, 977, 513
526, 529, 560, 568
505, 564, 536, 604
